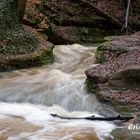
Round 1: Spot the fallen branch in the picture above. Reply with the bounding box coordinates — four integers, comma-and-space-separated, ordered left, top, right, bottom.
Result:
51, 114, 134, 121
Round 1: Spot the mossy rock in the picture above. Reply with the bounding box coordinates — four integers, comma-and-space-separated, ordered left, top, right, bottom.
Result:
0, 26, 54, 72
0, 41, 54, 72
95, 41, 119, 64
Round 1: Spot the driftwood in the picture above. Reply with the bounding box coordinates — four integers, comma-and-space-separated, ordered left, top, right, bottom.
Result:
51, 114, 134, 121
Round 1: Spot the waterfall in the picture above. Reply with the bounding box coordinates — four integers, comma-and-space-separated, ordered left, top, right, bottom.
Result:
0, 44, 116, 140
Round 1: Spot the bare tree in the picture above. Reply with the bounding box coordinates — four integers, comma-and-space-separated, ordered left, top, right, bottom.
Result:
123, 0, 131, 33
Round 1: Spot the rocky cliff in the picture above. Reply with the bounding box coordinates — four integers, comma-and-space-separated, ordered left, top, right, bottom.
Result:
26, 0, 140, 44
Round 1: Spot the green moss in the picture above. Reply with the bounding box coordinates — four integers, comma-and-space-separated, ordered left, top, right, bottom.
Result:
0, 46, 54, 72
0, 30, 38, 55
95, 44, 108, 63
85, 79, 99, 93
95, 50, 106, 63
0, 0, 20, 33
76, 27, 106, 43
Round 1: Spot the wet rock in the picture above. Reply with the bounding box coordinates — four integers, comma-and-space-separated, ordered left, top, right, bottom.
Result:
96, 32, 140, 63
107, 127, 140, 140
98, 89, 140, 113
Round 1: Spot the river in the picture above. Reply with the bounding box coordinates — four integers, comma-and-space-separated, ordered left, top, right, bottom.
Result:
0, 44, 117, 140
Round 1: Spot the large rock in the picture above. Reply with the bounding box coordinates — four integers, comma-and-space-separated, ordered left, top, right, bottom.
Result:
46, 25, 112, 44
86, 49, 140, 113
81, 0, 140, 29
86, 51, 140, 84
96, 32, 140, 63
24, 0, 49, 30
35, 0, 140, 44
0, 26, 54, 72
38, 0, 122, 44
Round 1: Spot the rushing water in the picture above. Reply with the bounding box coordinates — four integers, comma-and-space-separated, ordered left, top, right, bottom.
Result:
0, 44, 117, 140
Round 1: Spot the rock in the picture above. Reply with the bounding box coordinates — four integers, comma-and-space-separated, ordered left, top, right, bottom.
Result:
0, 26, 54, 72
0, 0, 54, 72
98, 89, 140, 113
23, 0, 140, 44
86, 51, 140, 84
46, 25, 111, 44
108, 127, 140, 140
81, 0, 140, 30
85, 50, 140, 113
38, 0, 121, 44
96, 32, 140, 63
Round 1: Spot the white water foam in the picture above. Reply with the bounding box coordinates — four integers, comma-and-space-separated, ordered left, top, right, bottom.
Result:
0, 102, 115, 140
0, 44, 116, 139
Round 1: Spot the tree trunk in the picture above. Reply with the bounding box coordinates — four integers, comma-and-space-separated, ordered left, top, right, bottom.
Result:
124, 0, 131, 31
16, 0, 27, 22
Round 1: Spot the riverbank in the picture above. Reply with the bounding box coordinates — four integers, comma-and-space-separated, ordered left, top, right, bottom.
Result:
86, 32, 140, 118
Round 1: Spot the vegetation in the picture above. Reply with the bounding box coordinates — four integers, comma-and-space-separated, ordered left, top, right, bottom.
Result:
0, 0, 54, 71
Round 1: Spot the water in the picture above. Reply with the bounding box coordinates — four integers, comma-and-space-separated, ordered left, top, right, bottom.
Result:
0, 44, 116, 140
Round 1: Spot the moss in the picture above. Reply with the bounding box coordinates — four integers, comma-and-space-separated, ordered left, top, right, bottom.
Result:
0, 0, 20, 33
95, 50, 106, 63
95, 43, 108, 63
0, 0, 54, 72
0, 30, 38, 55
85, 79, 99, 93
0, 45, 54, 72
76, 27, 106, 43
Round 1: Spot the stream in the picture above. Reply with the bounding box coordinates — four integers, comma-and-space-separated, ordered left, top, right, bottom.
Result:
0, 44, 117, 140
